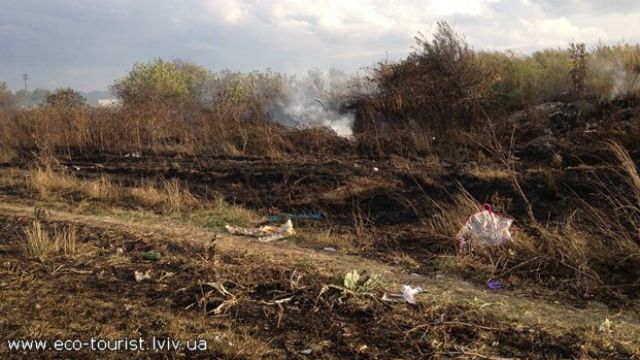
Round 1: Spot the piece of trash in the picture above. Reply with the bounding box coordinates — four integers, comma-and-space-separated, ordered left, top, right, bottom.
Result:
487, 279, 504, 290
323, 247, 336, 252
373, 167, 379, 172
599, 318, 613, 333
134, 270, 152, 282
300, 348, 313, 355
410, 273, 420, 277
267, 211, 322, 222
381, 285, 425, 304
116, 247, 124, 254
124, 152, 142, 158
142, 251, 161, 261
225, 219, 295, 242
435, 273, 445, 281
456, 203, 513, 252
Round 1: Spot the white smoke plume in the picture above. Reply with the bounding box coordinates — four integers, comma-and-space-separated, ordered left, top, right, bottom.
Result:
269, 68, 360, 137
588, 56, 640, 99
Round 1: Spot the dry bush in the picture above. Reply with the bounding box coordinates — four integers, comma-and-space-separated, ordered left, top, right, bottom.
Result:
23, 220, 77, 257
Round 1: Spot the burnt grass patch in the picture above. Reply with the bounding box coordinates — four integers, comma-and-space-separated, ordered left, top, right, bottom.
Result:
1, 214, 633, 359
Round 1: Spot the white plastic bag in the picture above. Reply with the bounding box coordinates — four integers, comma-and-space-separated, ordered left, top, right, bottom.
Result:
381, 285, 425, 304
456, 204, 513, 252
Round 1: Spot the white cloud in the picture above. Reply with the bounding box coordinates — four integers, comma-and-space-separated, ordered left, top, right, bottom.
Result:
1, 0, 639, 90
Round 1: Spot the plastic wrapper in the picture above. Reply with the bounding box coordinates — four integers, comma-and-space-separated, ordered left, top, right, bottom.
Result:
456, 204, 513, 252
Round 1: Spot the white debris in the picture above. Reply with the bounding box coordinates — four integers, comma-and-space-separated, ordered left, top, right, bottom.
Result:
599, 318, 613, 333
124, 152, 142, 158
225, 219, 295, 242
381, 285, 425, 304
323, 247, 337, 252
134, 270, 152, 282
456, 204, 513, 252
300, 349, 313, 355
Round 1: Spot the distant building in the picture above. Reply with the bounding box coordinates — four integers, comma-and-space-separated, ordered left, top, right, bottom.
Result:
97, 99, 121, 107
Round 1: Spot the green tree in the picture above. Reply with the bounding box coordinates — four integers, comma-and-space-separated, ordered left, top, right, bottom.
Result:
110, 59, 212, 106
0, 82, 17, 110
46, 88, 86, 109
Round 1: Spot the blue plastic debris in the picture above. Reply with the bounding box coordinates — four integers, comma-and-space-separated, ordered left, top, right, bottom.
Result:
487, 279, 504, 290
267, 211, 322, 222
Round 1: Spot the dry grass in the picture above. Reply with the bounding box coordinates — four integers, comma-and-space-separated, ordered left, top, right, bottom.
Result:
83, 175, 117, 200
23, 220, 77, 257
423, 189, 481, 247
27, 167, 201, 213
129, 183, 165, 207
187, 197, 258, 228
29, 167, 80, 198
293, 227, 363, 252
160, 178, 199, 213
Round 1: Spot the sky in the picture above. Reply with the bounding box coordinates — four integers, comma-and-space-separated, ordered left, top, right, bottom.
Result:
1, 0, 640, 92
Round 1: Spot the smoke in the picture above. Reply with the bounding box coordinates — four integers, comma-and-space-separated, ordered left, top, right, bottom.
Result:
588, 56, 640, 99
269, 69, 359, 137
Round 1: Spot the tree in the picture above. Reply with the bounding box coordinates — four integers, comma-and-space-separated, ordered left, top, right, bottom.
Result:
110, 58, 212, 106
31, 88, 52, 105
46, 88, 86, 109
0, 82, 17, 110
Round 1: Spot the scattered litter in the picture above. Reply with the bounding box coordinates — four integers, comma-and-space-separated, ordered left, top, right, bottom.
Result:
142, 251, 161, 261
435, 273, 445, 281
116, 247, 124, 254
410, 273, 420, 277
381, 285, 425, 304
134, 270, 152, 282
457, 204, 513, 252
267, 211, 322, 222
124, 152, 142, 158
300, 348, 313, 355
225, 219, 295, 242
323, 247, 336, 252
487, 279, 504, 290
373, 167, 379, 172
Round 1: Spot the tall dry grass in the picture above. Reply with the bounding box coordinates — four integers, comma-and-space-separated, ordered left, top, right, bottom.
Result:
24, 220, 77, 257
27, 167, 201, 213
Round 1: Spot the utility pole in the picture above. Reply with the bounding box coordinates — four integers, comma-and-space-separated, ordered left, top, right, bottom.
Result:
22, 73, 29, 108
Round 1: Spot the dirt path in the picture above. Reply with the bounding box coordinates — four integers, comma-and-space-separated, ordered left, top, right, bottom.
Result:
1, 200, 638, 341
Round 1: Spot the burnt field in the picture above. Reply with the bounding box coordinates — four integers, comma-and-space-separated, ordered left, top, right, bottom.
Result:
2, 22, 640, 358
1, 137, 640, 358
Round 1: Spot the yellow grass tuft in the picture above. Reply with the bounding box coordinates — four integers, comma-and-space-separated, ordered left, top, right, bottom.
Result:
29, 167, 79, 198
23, 220, 77, 257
